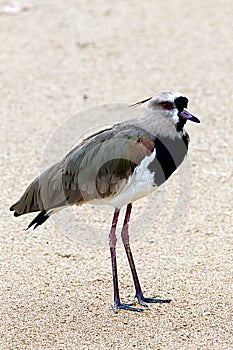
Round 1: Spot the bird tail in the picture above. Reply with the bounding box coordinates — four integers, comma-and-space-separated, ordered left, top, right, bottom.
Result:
10, 176, 44, 217
9, 176, 50, 230
25, 210, 50, 230
10, 163, 67, 230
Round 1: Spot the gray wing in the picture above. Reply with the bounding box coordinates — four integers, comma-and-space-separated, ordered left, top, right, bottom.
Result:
10, 124, 155, 216
62, 124, 155, 204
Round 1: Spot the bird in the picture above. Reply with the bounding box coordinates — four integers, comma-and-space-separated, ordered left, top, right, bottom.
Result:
10, 91, 200, 312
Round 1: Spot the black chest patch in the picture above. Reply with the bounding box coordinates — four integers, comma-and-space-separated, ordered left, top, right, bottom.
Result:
148, 134, 189, 186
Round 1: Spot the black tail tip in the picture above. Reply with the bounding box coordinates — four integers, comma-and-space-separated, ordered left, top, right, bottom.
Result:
27, 211, 49, 230
9, 205, 21, 217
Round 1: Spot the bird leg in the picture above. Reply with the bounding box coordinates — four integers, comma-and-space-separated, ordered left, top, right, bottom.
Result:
109, 208, 143, 312
121, 203, 172, 307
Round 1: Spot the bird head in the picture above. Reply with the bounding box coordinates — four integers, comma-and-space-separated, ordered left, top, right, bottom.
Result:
147, 91, 200, 129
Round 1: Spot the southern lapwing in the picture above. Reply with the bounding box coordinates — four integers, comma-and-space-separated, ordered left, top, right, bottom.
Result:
10, 91, 200, 312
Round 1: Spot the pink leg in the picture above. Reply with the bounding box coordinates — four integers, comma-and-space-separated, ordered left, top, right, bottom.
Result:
121, 203, 172, 306
109, 208, 120, 307
109, 208, 143, 312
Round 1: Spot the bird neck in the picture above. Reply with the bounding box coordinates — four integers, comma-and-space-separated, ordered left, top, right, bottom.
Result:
176, 119, 187, 132
136, 109, 181, 140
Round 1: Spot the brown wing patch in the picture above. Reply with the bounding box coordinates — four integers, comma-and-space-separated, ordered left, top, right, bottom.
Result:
96, 135, 155, 198
137, 135, 155, 156
124, 135, 154, 164
137, 135, 155, 153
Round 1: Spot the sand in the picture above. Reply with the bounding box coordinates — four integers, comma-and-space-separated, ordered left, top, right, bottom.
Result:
1, 0, 233, 349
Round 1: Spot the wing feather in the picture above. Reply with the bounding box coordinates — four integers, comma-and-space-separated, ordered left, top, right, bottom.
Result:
62, 125, 155, 204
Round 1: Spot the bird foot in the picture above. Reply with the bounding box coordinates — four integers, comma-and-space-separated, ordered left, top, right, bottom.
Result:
136, 294, 172, 307
113, 301, 143, 313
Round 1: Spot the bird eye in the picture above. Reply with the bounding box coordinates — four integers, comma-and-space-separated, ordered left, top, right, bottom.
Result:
160, 101, 174, 110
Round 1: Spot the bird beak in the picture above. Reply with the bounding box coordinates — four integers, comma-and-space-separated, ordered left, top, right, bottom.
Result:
179, 108, 200, 123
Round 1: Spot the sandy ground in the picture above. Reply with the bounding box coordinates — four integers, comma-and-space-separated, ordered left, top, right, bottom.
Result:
1, 0, 233, 349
